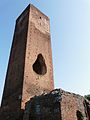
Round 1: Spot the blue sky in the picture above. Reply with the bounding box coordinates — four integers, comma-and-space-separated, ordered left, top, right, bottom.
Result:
0, 0, 90, 103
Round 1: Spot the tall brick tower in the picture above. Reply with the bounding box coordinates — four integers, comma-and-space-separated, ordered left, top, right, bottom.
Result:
1, 4, 54, 111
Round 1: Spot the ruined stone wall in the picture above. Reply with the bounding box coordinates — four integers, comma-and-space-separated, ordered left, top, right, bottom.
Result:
60, 90, 90, 120
23, 89, 90, 120
0, 89, 90, 120
23, 89, 62, 120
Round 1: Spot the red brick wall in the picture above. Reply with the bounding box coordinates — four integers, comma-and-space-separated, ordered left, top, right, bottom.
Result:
61, 90, 89, 120
1, 4, 54, 110
23, 89, 90, 120
21, 5, 54, 109
1, 5, 29, 111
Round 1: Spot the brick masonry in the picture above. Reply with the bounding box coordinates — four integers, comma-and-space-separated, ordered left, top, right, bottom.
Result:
0, 4, 90, 120
1, 4, 54, 111
60, 89, 90, 120
23, 89, 62, 120
0, 89, 90, 120
23, 89, 90, 120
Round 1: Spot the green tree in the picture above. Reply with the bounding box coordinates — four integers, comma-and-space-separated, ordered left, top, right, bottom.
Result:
84, 94, 90, 101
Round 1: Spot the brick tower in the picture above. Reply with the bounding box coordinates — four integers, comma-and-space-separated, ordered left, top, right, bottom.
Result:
1, 4, 54, 110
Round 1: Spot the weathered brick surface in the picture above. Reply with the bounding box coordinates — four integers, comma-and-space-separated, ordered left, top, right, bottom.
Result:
23, 89, 90, 120
0, 106, 24, 120
1, 4, 54, 111
60, 89, 90, 120
1, 5, 30, 111
22, 4, 54, 109
0, 89, 90, 120
1, 4, 90, 120
23, 89, 62, 120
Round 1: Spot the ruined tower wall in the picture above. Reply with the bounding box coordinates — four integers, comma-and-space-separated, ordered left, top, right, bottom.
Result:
22, 5, 54, 108
1, 6, 30, 110
0, 4, 90, 120
1, 4, 54, 110
23, 89, 90, 120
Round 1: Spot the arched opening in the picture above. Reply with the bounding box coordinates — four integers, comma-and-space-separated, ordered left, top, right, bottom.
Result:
33, 54, 47, 75
76, 110, 83, 120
